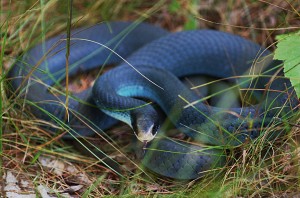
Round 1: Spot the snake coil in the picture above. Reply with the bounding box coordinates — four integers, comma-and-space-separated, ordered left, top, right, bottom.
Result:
8, 21, 299, 179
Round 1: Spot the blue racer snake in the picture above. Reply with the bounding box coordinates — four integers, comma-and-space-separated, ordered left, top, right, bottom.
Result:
8, 21, 299, 179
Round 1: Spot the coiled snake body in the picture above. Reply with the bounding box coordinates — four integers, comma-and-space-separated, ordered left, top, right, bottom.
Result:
9, 21, 299, 179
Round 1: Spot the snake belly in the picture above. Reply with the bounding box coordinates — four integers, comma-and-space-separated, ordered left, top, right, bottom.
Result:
8, 21, 299, 180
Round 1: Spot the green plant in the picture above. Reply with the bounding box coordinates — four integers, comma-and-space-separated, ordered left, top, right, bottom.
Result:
274, 31, 300, 98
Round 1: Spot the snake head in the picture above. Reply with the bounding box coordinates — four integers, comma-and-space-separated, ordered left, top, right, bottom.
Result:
131, 111, 160, 142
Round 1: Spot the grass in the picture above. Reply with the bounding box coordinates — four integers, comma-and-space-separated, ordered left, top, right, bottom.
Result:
1, 0, 300, 197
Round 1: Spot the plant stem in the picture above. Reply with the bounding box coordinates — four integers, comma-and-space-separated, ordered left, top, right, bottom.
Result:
65, 0, 73, 122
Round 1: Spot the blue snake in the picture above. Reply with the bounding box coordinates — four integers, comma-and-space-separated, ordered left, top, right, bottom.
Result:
8, 21, 299, 179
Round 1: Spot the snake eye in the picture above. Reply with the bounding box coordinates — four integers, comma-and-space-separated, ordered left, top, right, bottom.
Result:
151, 122, 160, 136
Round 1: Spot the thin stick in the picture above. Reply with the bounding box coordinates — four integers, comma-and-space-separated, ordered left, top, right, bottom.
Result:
65, 0, 73, 122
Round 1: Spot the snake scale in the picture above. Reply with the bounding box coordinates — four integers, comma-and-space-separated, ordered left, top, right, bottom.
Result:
8, 21, 299, 179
